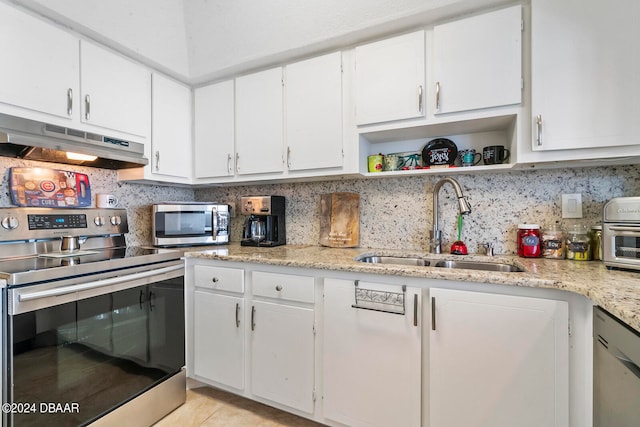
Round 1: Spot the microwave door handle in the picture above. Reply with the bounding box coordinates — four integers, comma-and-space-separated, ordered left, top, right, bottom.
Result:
609, 226, 640, 232
212, 209, 219, 238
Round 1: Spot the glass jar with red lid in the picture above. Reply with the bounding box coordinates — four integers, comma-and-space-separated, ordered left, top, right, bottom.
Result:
517, 224, 541, 257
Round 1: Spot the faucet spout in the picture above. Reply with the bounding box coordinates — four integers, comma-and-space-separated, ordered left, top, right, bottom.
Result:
430, 177, 471, 253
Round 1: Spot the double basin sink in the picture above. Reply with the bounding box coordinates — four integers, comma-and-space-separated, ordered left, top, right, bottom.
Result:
356, 255, 524, 273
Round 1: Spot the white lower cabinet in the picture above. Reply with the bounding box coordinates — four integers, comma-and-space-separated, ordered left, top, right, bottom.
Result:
429, 287, 570, 427
323, 278, 422, 427
186, 261, 580, 426
193, 291, 245, 389
250, 271, 315, 413
189, 264, 246, 390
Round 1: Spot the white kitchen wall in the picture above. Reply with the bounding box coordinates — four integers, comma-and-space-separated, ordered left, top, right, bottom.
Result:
195, 165, 640, 255
0, 158, 194, 247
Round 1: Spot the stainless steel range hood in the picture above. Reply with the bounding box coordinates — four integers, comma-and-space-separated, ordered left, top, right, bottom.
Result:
0, 114, 148, 169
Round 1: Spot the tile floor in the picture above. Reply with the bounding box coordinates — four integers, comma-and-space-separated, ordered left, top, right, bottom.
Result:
154, 385, 325, 427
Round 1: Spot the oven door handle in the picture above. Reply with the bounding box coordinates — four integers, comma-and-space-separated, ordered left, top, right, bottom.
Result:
18, 264, 184, 302
608, 226, 640, 232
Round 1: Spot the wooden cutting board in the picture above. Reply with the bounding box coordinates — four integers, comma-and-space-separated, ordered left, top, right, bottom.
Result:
319, 192, 360, 247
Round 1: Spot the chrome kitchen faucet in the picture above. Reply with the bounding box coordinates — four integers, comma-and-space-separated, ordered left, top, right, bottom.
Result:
430, 177, 472, 254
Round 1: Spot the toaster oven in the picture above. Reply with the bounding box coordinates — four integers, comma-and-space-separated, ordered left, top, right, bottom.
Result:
153, 202, 230, 247
603, 197, 640, 270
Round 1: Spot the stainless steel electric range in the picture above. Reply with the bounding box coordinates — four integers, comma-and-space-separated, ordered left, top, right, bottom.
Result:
0, 207, 185, 427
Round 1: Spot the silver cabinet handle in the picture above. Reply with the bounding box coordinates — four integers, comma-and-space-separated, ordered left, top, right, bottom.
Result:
235, 302, 240, 328
67, 88, 73, 116
251, 305, 256, 331
275, 285, 283, 291
431, 296, 436, 331
235, 152, 240, 173
536, 114, 543, 146
85, 94, 91, 120
227, 153, 233, 175
418, 85, 423, 113
286, 146, 291, 169
155, 151, 160, 172
413, 293, 418, 327
435, 82, 441, 112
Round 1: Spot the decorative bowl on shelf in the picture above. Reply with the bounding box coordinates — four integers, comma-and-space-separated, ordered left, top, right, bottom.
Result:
422, 138, 458, 167
391, 151, 423, 170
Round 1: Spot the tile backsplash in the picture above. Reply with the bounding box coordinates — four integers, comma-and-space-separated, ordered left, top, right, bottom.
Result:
0, 158, 194, 247
2, 157, 638, 255
196, 165, 640, 255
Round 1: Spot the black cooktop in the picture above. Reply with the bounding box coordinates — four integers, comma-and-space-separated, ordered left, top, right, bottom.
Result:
0, 246, 182, 286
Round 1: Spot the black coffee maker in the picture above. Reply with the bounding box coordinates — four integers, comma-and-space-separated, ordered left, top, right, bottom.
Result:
241, 196, 286, 247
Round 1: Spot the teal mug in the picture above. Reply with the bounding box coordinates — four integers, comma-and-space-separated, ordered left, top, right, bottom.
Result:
460, 149, 481, 167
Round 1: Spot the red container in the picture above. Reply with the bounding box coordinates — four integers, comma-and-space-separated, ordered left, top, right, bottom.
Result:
518, 224, 541, 257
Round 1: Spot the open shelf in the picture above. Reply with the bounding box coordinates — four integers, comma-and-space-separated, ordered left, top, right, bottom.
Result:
358, 113, 518, 177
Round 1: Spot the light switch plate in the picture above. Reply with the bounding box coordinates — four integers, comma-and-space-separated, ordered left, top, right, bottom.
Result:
561, 193, 583, 218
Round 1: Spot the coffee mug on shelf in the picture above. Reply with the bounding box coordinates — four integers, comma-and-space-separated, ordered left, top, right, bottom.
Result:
483, 145, 511, 165
96, 193, 118, 208
459, 149, 481, 167
367, 154, 384, 172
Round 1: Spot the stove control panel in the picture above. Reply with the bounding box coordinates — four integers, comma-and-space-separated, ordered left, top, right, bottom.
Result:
28, 213, 88, 230
0, 208, 128, 241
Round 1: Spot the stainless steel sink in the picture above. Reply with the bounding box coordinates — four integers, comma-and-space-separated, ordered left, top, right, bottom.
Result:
355, 255, 523, 272
434, 260, 524, 272
356, 255, 430, 266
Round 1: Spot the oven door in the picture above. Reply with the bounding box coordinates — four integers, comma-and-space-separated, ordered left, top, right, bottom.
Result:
3, 262, 184, 426
603, 223, 640, 269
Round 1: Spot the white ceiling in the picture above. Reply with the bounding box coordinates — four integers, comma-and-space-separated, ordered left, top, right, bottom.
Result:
11, 0, 511, 85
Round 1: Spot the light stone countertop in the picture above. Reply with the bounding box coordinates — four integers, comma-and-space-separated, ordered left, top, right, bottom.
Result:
184, 243, 640, 334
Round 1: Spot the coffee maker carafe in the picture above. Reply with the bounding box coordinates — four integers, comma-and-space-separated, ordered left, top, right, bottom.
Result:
241, 196, 286, 247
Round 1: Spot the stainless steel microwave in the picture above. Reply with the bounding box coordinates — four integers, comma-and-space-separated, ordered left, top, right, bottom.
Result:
152, 203, 230, 247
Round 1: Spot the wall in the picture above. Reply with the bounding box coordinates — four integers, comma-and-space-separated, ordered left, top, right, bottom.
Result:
0, 158, 194, 247
3, 157, 637, 255
196, 165, 640, 255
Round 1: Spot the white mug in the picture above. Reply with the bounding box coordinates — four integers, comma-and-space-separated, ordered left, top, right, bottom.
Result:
97, 194, 118, 208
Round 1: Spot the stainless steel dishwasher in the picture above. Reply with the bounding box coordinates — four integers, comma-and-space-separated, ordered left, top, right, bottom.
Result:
593, 306, 640, 427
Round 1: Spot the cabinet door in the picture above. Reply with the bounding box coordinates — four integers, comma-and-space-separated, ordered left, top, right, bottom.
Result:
531, 0, 640, 151
193, 290, 245, 390
0, 2, 79, 120
285, 52, 343, 171
355, 31, 425, 125
323, 279, 421, 427
433, 6, 522, 114
235, 68, 284, 175
80, 41, 150, 138
429, 288, 569, 427
251, 300, 314, 413
194, 80, 235, 178
151, 73, 192, 179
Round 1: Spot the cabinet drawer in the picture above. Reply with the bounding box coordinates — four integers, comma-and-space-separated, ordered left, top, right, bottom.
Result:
252, 271, 314, 303
194, 265, 244, 293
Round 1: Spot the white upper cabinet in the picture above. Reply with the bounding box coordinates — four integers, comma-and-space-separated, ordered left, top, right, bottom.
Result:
150, 73, 192, 179
531, 0, 640, 151
235, 67, 284, 175
355, 31, 425, 125
285, 52, 343, 171
429, 288, 569, 427
194, 80, 235, 179
433, 6, 522, 115
80, 41, 151, 138
0, 2, 79, 120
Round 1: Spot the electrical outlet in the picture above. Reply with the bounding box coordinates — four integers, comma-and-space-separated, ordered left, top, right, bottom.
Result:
561, 193, 583, 218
